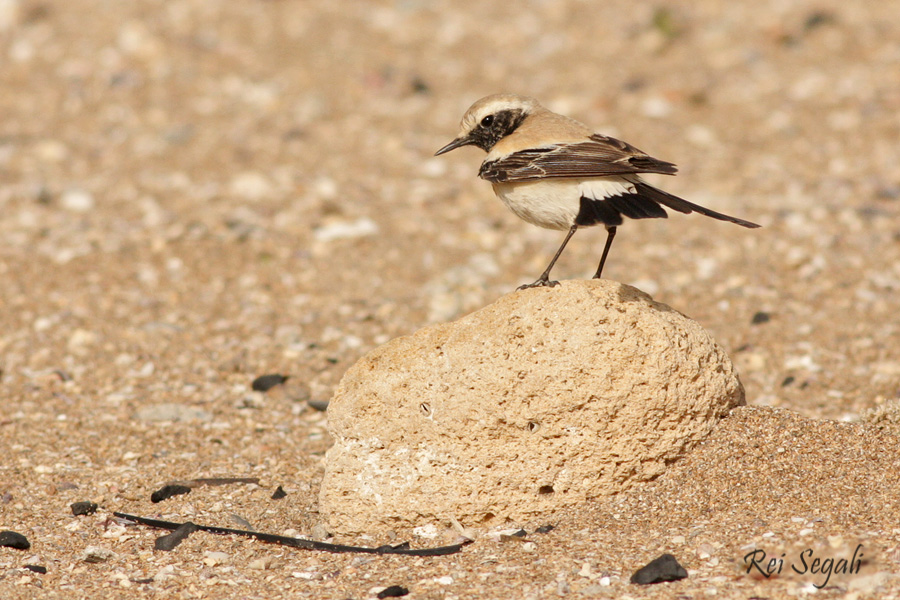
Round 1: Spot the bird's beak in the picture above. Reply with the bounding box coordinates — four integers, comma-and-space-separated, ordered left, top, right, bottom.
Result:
434, 136, 473, 156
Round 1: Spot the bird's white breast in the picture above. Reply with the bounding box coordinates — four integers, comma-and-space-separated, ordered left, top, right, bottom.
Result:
491, 177, 639, 230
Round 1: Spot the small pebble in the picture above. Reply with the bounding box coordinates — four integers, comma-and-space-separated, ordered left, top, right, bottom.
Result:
271, 485, 288, 499
751, 311, 771, 325
630, 553, 688, 585
251, 373, 288, 392
377, 585, 410, 598
313, 218, 379, 243
311, 523, 330, 541
0, 531, 30, 550
307, 399, 329, 411
229, 171, 273, 201
82, 546, 115, 563
412, 524, 438, 539
71, 501, 98, 516
578, 562, 593, 578
24, 565, 47, 574
60, 189, 95, 213
292, 571, 315, 579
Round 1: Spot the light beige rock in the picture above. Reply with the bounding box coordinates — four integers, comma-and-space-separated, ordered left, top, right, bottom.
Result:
319, 280, 745, 534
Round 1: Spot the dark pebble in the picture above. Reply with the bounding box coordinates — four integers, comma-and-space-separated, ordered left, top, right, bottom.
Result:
150, 484, 192, 503
24, 565, 47, 574
252, 374, 289, 392
0, 531, 31, 550
307, 399, 330, 412
377, 585, 410, 598
411, 76, 429, 94
534, 524, 555, 534
781, 375, 796, 387
511, 529, 527, 537
154, 522, 198, 551
271, 485, 288, 500
751, 311, 771, 325
804, 10, 835, 30
630, 553, 688, 584
71, 501, 99, 516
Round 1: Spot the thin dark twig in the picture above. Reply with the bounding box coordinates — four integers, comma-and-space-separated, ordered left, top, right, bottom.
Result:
113, 512, 470, 556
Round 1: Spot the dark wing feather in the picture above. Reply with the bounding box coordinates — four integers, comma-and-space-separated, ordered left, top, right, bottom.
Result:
479, 134, 678, 183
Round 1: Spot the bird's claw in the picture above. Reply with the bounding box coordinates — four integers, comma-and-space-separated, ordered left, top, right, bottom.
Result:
516, 278, 560, 291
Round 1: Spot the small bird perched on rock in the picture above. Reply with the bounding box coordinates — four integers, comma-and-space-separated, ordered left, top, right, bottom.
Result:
435, 94, 760, 289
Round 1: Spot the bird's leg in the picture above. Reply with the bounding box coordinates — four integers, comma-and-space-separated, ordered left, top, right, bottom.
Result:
592, 226, 617, 279
517, 225, 578, 290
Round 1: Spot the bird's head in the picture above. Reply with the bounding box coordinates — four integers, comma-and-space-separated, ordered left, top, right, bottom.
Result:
435, 94, 540, 155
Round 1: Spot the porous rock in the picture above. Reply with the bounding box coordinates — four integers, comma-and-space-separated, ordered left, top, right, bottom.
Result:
319, 280, 744, 534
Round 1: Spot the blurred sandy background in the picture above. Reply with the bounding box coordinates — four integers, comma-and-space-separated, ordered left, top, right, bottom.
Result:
1, 0, 899, 598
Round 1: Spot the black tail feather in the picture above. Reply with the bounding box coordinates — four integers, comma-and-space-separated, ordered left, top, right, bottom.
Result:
635, 183, 760, 229
575, 193, 670, 227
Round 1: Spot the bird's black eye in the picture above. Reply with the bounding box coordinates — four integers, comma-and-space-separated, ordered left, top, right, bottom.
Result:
481, 114, 494, 127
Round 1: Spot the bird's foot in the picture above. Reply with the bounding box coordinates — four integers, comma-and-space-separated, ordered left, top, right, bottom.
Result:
517, 277, 560, 291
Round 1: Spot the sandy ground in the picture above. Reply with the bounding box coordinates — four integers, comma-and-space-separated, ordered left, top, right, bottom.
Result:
1, 0, 900, 598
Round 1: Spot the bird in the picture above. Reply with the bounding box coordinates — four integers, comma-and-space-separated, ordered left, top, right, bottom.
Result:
435, 94, 760, 290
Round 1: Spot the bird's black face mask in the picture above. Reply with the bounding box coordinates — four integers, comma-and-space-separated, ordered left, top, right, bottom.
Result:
435, 109, 528, 155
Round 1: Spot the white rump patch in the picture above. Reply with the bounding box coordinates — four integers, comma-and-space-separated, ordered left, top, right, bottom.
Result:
578, 177, 637, 201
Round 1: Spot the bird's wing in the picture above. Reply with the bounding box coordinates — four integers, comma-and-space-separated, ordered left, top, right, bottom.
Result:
479, 134, 678, 183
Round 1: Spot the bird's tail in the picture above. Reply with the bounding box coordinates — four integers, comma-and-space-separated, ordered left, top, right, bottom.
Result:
633, 180, 760, 229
